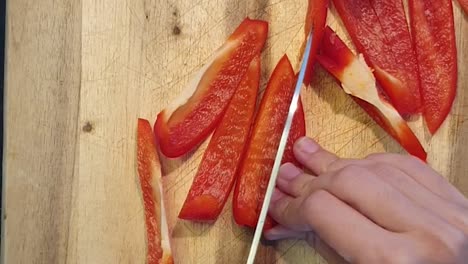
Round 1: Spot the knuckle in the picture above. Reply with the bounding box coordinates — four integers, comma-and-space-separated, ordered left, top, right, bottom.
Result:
293, 174, 312, 194
418, 223, 468, 263
327, 159, 371, 172
443, 228, 468, 262
326, 158, 352, 172
330, 165, 367, 188
271, 197, 290, 218
341, 164, 367, 175
304, 190, 330, 215
373, 238, 420, 264
454, 205, 468, 231
326, 159, 344, 172
327, 171, 345, 190
369, 163, 388, 176
371, 164, 405, 183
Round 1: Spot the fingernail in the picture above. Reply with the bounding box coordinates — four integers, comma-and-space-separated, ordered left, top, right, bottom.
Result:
279, 163, 302, 180
296, 137, 319, 154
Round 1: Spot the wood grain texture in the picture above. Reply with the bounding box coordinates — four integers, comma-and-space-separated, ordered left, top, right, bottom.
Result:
2, 0, 467, 263
2, 0, 81, 263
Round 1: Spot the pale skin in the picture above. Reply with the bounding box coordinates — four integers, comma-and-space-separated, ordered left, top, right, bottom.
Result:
265, 136, 468, 263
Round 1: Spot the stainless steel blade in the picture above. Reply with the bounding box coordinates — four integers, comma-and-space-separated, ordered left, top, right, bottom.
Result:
246, 32, 313, 264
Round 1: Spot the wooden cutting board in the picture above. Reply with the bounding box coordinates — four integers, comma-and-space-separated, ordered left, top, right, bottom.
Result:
3, 0, 467, 263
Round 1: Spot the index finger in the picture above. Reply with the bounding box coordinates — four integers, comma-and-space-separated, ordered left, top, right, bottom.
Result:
293, 137, 339, 175
269, 189, 398, 262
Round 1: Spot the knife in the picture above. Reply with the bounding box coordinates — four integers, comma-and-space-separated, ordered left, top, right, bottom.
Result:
245, 32, 314, 264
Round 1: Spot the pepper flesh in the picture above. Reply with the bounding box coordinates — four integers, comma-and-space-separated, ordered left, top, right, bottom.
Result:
233, 55, 306, 229
409, 0, 457, 133
369, 0, 422, 114
302, 0, 329, 85
154, 18, 268, 158
456, 0, 468, 13
283, 97, 306, 168
332, 0, 422, 116
178, 56, 261, 221
317, 27, 427, 161
137, 118, 173, 264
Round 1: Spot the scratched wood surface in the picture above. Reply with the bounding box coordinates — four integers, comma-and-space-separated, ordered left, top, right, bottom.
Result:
2, 0, 467, 263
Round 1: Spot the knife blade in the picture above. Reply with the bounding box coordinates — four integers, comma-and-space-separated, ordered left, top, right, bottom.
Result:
245, 32, 314, 264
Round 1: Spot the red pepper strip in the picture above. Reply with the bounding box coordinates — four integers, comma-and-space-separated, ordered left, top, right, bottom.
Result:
283, 97, 306, 168
369, 0, 422, 113
233, 55, 306, 229
352, 98, 427, 161
154, 18, 268, 158
137, 119, 173, 264
302, 0, 329, 85
317, 27, 427, 161
409, 0, 457, 134
178, 56, 261, 222
332, 0, 422, 116
457, 0, 468, 13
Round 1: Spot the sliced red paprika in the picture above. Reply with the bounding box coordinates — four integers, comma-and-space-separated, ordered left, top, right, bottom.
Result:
137, 118, 173, 264
283, 96, 306, 168
317, 27, 427, 161
302, 0, 329, 85
369, 0, 422, 111
457, 0, 468, 13
154, 18, 268, 158
178, 56, 261, 222
233, 55, 306, 229
332, 0, 422, 116
409, 0, 457, 134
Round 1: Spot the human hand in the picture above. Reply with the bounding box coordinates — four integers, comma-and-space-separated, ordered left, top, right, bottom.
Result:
265, 136, 468, 263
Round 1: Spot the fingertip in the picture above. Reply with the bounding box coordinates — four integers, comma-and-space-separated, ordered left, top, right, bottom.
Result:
263, 228, 280, 241
293, 137, 339, 175
264, 225, 305, 241
278, 163, 303, 180
271, 187, 286, 203
294, 137, 320, 154
268, 191, 288, 216
268, 195, 312, 232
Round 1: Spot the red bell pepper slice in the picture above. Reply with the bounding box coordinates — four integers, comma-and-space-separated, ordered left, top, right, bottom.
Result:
332, 0, 422, 116
233, 55, 306, 229
302, 0, 329, 85
178, 56, 261, 222
317, 27, 427, 161
283, 97, 306, 168
409, 0, 457, 134
457, 0, 468, 13
137, 119, 173, 264
154, 18, 268, 158
369, 0, 422, 106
